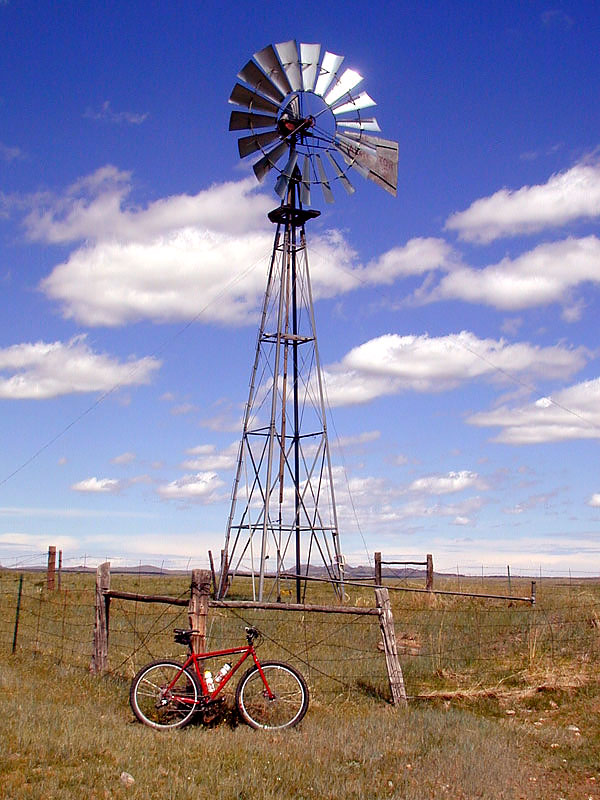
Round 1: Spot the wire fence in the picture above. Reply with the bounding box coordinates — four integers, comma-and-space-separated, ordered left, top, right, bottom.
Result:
2, 567, 600, 704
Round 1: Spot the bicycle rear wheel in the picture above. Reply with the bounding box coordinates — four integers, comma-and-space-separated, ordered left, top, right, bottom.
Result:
235, 661, 309, 730
130, 660, 201, 730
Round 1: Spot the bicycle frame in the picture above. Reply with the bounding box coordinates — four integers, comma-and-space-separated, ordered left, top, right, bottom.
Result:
169, 640, 273, 706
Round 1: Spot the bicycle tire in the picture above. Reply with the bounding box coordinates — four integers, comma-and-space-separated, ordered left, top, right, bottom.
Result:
235, 661, 309, 730
130, 660, 201, 730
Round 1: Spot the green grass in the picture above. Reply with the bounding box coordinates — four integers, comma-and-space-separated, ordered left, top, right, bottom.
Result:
1, 570, 600, 798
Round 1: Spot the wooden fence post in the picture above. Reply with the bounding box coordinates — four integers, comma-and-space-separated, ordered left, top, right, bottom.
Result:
58, 549, 63, 590
375, 587, 407, 706
426, 553, 433, 591
374, 551, 382, 586
189, 569, 211, 654
208, 551, 217, 598
47, 545, 56, 591
12, 574, 24, 654
91, 562, 110, 674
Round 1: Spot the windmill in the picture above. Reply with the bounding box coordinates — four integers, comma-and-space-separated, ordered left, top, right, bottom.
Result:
218, 41, 398, 603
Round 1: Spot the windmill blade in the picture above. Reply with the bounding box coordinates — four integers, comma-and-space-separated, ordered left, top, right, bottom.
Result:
300, 43, 321, 91
336, 133, 399, 196
315, 154, 334, 204
253, 140, 289, 183
254, 44, 293, 97
337, 117, 381, 132
324, 68, 363, 107
275, 40, 302, 93
238, 129, 280, 158
238, 60, 284, 104
275, 149, 299, 198
300, 154, 311, 206
332, 91, 377, 115
314, 51, 344, 97
335, 132, 378, 159
229, 110, 278, 132
326, 151, 355, 195
229, 84, 280, 115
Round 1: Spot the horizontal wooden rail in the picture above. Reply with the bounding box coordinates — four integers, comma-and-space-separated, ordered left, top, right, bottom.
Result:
104, 589, 378, 615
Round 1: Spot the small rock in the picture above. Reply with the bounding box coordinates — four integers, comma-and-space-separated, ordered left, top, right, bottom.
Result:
120, 772, 135, 786
506, 709, 516, 716
567, 725, 580, 732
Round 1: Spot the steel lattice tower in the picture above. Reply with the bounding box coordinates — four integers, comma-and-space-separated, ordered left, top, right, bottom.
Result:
219, 177, 343, 602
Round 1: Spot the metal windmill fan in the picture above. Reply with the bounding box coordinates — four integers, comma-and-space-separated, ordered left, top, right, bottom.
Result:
228, 40, 399, 203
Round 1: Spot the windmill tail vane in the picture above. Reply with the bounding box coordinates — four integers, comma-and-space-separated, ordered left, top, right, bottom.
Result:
219, 41, 397, 603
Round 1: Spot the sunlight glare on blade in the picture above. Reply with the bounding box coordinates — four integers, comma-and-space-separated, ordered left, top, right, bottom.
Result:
324, 69, 363, 106
314, 51, 344, 97
332, 91, 377, 115
337, 117, 381, 131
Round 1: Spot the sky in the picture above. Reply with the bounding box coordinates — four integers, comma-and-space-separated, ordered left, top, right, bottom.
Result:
1, 0, 599, 574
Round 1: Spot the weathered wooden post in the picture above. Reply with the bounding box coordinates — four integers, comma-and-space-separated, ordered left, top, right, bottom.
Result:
91, 562, 110, 674
12, 574, 24, 654
189, 569, 211, 654
374, 551, 382, 586
47, 545, 56, 591
375, 586, 407, 706
217, 549, 229, 599
426, 553, 433, 591
207, 550, 217, 598
58, 549, 63, 590
531, 580, 536, 606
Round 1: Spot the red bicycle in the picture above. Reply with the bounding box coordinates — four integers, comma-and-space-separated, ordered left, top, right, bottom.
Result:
129, 626, 308, 731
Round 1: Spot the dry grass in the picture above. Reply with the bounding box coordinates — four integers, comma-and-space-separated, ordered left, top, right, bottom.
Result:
1, 570, 600, 798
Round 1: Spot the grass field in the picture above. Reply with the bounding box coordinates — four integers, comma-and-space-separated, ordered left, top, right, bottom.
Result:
1, 570, 599, 799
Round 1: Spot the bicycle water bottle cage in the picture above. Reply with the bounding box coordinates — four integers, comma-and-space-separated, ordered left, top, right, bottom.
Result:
173, 628, 192, 646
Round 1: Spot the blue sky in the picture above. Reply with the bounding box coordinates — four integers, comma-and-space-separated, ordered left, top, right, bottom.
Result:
1, 0, 600, 574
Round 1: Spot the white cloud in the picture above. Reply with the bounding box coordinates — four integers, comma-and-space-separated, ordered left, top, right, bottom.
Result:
182, 442, 238, 471
111, 452, 136, 465
322, 331, 587, 406
445, 162, 600, 242
84, 100, 149, 125
157, 471, 225, 502
407, 470, 487, 495
468, 376, 600, 444
332, 430, 381, 448
0, 141, 24, 162
0, 335, 160, 399
71, 477, 122, 493
27, 168, 452, 327
588, 494, 600, 508
417, 236, 600, 315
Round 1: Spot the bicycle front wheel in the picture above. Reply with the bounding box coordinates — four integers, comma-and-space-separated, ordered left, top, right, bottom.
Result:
235, 661, 309, 730
130, 660, 201, 730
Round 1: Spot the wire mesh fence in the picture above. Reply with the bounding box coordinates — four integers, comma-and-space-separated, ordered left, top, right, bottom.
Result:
2, 567, 600, 704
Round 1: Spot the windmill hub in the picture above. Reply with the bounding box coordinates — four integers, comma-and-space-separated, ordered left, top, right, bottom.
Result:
278, 114, 316, 140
